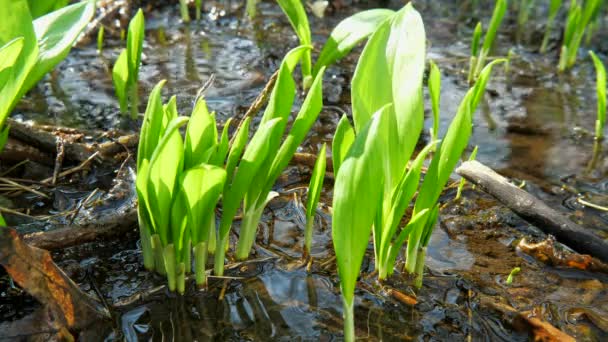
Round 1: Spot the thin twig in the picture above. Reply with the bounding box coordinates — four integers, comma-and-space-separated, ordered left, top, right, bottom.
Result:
41, 151, 99, 184
52, 138, 65, 185
0, 178, 48, 198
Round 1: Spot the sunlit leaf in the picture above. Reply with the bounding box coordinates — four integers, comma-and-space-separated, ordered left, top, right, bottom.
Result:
331, 115, 355, 175
313, 9, 394, 76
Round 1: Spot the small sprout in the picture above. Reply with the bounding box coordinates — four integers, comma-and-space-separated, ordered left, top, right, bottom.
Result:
304, 143, 327, 259
97, 26, 105, 54
456, 146, 479, 201
469, 0, 507, 82
589, 51, 606, 140
179, 0, 191, 22
506, 267, 521, 285
112, 9, 145, 120
558, 0, 601, 71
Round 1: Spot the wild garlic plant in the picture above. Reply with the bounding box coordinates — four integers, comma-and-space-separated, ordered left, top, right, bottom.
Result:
276, 0, 394, 88
136, 81, 231, 293
304, 143, 326, 259
113, 9, 145, 119
215, 46, 327, 273
332, 4, 503, 339
540, 0, 562, 53
468, 0, 507, 83
589, 51, 606, 140
558, 0, 602, 71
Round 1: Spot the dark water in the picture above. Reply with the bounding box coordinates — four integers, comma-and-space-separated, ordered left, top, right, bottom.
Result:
2, 0, 608, 340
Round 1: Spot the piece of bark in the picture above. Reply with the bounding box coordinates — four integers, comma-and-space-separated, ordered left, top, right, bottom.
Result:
480, 294, 575, 342
456, 161, 608, 263
518, 237, 608, 273
0, 228, 110, 333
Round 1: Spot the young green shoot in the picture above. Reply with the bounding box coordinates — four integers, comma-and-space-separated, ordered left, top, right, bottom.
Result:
97, 26, 105, 54
540, 0, 562, 53
589, 51, 606, 140
558, 0, 601, 71
506, 267, 521, 285
304, 143, 326, 259
428, 60, 441, 146
179, 0, 191, 22
195, 0, 202, 20
455, 146, 479, 200
468, 22, 482, 84
470, 0, 507, 82
113, 9, 145, 119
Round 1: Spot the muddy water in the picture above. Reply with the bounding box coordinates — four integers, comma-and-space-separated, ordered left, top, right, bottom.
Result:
2, 0, 608, 340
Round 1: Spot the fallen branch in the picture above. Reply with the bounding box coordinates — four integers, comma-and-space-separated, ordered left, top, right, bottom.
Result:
456, 161, 608, 263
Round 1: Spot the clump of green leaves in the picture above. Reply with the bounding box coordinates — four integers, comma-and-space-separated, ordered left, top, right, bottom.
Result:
540, 0, 562, 53
216, 46, 327, 271
276, 0, 394, 88
468, 0, 507, 83
331, 4, 503, 339
589, 51, 606, 140
558, 0, 601, 71
113, 9, 145, 119
136, 81, 231, 293
304, 143, 326, 259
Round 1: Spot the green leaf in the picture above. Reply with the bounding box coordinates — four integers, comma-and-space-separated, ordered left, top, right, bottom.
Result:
351, 3, 425, 173
332, 107, 387, 305
219, 118, 283, 238
209, 118, 231, 166
147, 116, 189, 245
0, 37, 24, 73
276, 0, 312, 77
480, 0, 507, 56
0, 0, 38, 122
180, 165, 226, 244
170, 190, 189, 258
127, 9, 144, 86
184, 98, 218, 169
428, 60, 441, 142
306, 143, 326, 219
471, 22, 482, 57
331, 115, 355, 175
137, 80, 167, 168
313, 9, 394, 76
224, 117, 250, 188
27, 0, 69, 18
24, 0, 96, 92
589, 51, 606, 139
263, 67, 325, 200
112, 50, 129, 113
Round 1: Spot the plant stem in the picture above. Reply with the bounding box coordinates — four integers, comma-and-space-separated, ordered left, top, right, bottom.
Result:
342, 296, 355, 342
304, 217, 314, 258
138, 216, 154, 271
207, 214, 217, 255
184, 238, 191, 274
179, 0, 191, 22
176, 262, 186, 294
413, 247, 427, 289
151, 234, 166, 275
129, 83, 139, 120
164, 244, 177, 292
214, 235, 228, 276
235, 206, 264, 260
194, 241, 208, 287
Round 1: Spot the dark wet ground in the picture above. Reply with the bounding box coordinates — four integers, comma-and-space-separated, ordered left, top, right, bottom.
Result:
2, 0, 608, 340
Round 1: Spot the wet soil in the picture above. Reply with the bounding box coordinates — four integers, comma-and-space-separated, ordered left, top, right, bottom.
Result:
1, 0, 608, 340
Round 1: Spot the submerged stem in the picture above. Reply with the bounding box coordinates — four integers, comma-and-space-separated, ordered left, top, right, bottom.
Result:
194, 241, 208, 287
342, 296, 355, 342
413, 247, 427, 289
235, 207, 264, 260
214, 235, 228, 276
164, 244, 177, 292
138, 218, 154, 271
304, 217, 314, 258
151, 234, 166, 275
